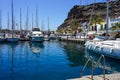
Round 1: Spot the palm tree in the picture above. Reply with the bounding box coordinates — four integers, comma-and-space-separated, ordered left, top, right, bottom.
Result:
91, 14, 105, 33
111, 22, 120, 30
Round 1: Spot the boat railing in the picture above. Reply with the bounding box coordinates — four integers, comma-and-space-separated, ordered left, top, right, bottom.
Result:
80, 55, 106, 80
91, 55, 105, 80
80, 56, 92, 77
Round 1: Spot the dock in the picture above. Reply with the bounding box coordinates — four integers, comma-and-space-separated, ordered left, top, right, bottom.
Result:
59, 38, 86, 44
68, 73, 120, 80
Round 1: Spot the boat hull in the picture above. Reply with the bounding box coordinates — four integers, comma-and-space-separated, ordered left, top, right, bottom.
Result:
7, 38, 19, 43
85, 41, 120, 60
0, 38, 6, 42
31, 36, 44, 42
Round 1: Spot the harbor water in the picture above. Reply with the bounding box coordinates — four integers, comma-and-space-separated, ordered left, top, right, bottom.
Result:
0, 41, 120, 80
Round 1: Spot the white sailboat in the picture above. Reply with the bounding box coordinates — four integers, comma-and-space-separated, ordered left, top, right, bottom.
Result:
30, 5, 44, 42
85, 0, 120, 60
7, 0, 19, 43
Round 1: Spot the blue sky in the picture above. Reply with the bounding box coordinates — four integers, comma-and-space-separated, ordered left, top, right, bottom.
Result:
0, 0, 106, 30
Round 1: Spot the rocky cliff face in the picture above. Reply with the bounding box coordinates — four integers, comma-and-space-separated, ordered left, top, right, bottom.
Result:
57, 0, 120, 30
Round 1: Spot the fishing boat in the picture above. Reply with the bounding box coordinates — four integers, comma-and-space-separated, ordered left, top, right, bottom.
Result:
7, 0, 19, 43
30, 28, 44, 42
85, 1, 120, 60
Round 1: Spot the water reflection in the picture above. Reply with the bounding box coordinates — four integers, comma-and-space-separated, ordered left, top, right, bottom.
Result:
0, 41, 119, 80
60, 42, 89, 67
29, 42, 44, 54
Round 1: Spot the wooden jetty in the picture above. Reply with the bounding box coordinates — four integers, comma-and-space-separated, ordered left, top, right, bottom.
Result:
68, 73, 120, 80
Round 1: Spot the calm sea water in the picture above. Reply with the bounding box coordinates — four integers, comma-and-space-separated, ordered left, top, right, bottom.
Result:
0, 41, 120, 80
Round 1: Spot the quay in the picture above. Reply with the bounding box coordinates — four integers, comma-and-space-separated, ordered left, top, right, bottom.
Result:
59, 38, 86, 44
68, 73, 120, 80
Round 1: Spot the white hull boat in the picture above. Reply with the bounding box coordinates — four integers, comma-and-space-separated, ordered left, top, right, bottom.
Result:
0, 38, 5, 42
44, 35, 50, 41
7, 37, 19, 43
30, 28, 44, 42
31, 36, 44, 42
85, 40, 120, 60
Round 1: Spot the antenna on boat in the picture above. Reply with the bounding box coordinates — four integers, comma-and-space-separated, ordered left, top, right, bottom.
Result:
106, 0, 109, 39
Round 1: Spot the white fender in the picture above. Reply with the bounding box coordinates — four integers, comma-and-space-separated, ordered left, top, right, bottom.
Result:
94, 46, 97, 50
110, 48, 113, 53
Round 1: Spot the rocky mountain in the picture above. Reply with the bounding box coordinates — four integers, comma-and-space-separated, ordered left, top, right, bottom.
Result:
57, 0, 120, 30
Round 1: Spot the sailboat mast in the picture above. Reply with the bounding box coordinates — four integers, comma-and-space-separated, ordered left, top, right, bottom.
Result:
89, 0, 95, 31
41, 19, 44, 31
11, 0, 14, 38
20, 8, 22, 30
0, 10, 1, 30
7, 12, 10, 30
26, 7, 29, 31
106, 0, 109, 39
80, 0, 82, 5
48, 16, 49, 31
36, 5, 39, 28
32, 14, 33, 30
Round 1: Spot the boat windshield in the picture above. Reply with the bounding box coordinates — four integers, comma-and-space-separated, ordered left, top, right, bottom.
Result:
32, 28, 40, 31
